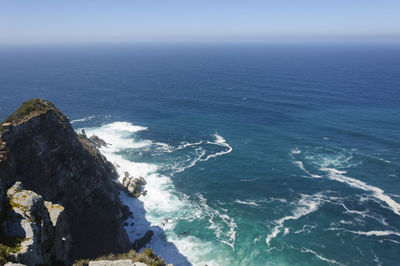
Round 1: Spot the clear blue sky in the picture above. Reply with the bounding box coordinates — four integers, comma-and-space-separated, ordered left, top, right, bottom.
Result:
1, 0, 399, 43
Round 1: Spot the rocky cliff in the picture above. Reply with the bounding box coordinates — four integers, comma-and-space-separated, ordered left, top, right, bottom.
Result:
0, 99, 131, 263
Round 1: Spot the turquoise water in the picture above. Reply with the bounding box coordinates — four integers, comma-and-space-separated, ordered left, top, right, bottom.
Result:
0, 44, 399, 265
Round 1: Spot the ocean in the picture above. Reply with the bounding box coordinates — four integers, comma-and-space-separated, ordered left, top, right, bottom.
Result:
0, 43, 399, 265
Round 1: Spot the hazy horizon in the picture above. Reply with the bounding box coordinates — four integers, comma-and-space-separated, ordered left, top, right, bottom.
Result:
1, 0, 399, 44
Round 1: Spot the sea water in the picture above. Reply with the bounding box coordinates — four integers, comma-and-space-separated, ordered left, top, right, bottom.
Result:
0, 43, 399, 265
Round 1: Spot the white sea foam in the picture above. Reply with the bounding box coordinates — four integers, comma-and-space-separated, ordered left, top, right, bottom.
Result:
103, 121, 148, 133
293, 160, 322, 178
234, 199, 260, 207
197, 194, 237, 252
201, 134, 233, 161
289, 149, 321, 178
322, 168, 400, 216
294, 224, 317, 234
290, 148, 301, 155
348, 230, 400, 237
266, 193, 323, 246
173, 148, 206, 174
327, 227, 400, 238
70, 115, 94, 124
383, 239, 400, 245
176, 141, 204, 150
340, 203, 388, 226
82, 121, 235, 265
300, 247, 343, 265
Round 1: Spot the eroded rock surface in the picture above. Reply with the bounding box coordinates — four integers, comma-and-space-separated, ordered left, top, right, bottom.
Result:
122, 172, 146, 198
2, 182, 70, 265
88, 260, 147, 266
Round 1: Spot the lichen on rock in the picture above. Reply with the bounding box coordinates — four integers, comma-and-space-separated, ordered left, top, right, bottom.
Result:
1, 182, 70, 265
121, 172, 146, 198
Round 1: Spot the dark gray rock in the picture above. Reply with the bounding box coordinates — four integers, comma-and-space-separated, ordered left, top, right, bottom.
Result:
0, 99, 130, 261
132, 230, 153, 251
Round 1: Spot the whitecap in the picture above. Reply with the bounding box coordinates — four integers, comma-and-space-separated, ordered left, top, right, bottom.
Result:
290, 148, 301, 155
234, 199, 259, 207
70, 115, 94, 124
103, 121, 148, 133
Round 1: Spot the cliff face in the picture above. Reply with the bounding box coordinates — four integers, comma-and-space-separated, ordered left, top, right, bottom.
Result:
0, 99, 130, 262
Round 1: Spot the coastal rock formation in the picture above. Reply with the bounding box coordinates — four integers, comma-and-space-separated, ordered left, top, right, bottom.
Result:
1, 182, 70, 264
73, 248, 167, 266
121, 172, 146, 198
132, 231, 153, 251
0, 99, 131, 261
80, 129, 109, 149
88, 260, 147, 266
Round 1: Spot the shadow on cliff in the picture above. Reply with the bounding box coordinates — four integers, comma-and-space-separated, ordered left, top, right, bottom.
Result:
120, 191, 193, 266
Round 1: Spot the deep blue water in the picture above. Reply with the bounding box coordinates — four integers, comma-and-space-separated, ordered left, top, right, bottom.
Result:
0, 43, 399, 265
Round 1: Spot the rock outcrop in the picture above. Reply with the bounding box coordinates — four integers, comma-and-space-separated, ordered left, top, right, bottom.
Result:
121, 172, 146, 198
73, 248, 167, 266
0, 99, 131, 262
1, 182, 70, 264
88, 260, 147, 266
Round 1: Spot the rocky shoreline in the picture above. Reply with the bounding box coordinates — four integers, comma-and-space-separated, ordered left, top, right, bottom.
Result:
0, 99, 166, 266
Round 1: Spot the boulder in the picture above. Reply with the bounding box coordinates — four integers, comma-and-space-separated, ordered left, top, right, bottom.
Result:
122, 172, 146, 198
88, 260, 147, 266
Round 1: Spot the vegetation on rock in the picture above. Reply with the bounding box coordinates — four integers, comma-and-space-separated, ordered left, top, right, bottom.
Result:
73, 248, 166, 266
0, 235, 24, 263
0, 98, 66, 132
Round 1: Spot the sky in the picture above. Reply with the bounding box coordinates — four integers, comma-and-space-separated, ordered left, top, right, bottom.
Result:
1, 0, 400, 44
